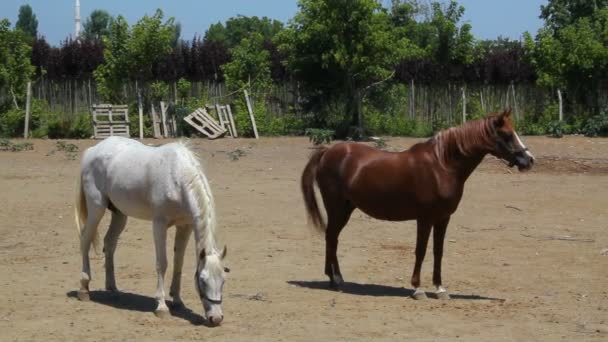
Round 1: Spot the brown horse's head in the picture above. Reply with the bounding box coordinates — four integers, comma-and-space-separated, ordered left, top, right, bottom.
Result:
489, 109, 535, 171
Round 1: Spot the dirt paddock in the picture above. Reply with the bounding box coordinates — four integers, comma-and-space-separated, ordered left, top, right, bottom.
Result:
1, 136, 607, 341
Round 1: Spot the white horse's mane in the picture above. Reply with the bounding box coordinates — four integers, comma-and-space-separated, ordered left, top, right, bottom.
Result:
176, 140, 219, 255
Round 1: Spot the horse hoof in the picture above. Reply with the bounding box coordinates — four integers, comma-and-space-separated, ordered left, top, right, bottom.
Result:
77, 290, 90, 301
436, 291, 450, 300
154, 308, 170, 319
329, 274, 344, 289
412, 290, 427, 300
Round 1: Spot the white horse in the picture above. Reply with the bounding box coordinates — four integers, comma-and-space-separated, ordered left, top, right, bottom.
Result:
75, 136, 228, 326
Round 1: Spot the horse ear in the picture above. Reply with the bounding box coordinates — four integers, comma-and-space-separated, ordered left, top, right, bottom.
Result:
494, 115, 505, 128
221, 245, 227, 260
199, 248, 206, 261
503, 107, 512, 118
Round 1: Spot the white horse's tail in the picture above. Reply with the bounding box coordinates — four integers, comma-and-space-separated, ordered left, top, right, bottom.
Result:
75, 174, 99, 253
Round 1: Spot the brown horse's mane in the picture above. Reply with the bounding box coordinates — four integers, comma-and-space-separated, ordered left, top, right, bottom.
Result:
430, 115, 497, 170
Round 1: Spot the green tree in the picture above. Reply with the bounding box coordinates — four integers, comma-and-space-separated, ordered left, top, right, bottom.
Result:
15, 4, 38, 38
127, 9, 176, 80
277, 0, 419, 137
205, 22, 228, 44
222, 33, 273, 136
526, 1, 608, 113
0, 19, 35, 109
93, 16, 130, 102
205, 15, 283, 48
94, 9, 176, 102
222, 33, 272, 92
540, 0, 608, 32
393, 0, 474, 66
171, 22, 181, 47
82, 9, 114, 40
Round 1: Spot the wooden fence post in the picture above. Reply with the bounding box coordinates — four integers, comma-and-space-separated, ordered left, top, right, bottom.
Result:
138, 90, 144, 139
461, 86, 466, 123
557, 89, 563, 121
410, 79, 415, 119
23, 82, 32, 139
160, 101, 169, 138
244, 89, 259, 139
511, 83, 518, 120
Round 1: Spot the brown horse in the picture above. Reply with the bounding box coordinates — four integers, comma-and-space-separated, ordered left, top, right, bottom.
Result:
301, 109, 534, 299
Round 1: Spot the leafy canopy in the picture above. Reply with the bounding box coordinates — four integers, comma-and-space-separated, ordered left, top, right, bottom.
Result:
15, 5, 38, 39
94, 9, 176, 102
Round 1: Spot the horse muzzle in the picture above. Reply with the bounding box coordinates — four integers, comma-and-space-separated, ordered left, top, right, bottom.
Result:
207, 313, 223, 326
513, 153, 534, 171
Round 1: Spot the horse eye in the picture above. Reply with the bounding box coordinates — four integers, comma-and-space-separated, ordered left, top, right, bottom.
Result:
504, 133, 513, 141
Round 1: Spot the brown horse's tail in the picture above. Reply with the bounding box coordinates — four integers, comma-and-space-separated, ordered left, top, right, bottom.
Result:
301, 147, 327, 232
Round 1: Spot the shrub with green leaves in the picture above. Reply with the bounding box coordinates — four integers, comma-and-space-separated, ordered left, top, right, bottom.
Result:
305, 128, 334, 145
149, 81, 170, 102
176, 78, 191, 100
69, 113, 93, 138
546, 120, 566, 138
0, 98, 46, 137
0, 138, 33, 151
583, 110, 608, 137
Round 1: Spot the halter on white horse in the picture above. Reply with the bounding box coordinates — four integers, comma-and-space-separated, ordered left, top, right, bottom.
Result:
75, 136, 228, 326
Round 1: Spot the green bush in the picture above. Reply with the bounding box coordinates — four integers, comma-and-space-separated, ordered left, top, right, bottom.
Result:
411, 120, 433, 137
46, 115, 71, 139
129, 112, 153, 138
150, 81, 170, 102
517, 118, 546, 135
70, 113, 93, 138
0, 99, 46, 137
363, 109, 433, 138
583, 110, 608, 137
0, 108, 27, 137
177, 78, 191, 100
432, 115, 449, 134
465, 91, 486, 121
305, 128, 334, 145
546, 120, 567, 138
0, 138, 33, 151
279, 113, 305, 135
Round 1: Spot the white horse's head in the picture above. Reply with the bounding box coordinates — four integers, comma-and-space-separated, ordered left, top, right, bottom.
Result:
195, 246, 228, 326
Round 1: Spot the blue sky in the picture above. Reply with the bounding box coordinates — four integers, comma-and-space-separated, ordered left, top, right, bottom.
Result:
1, 0, 547, 45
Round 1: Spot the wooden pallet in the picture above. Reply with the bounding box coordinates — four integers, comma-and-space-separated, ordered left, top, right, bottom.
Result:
184, 108, 227, 139
207, 104, 238, 138
92, 104, 130, 139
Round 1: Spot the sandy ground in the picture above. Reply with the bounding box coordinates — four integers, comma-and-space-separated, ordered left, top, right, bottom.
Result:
0, 136, 607, 341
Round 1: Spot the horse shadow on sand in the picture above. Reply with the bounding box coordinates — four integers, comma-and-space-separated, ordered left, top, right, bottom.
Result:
287, 280, 505, 301
66, 290, 209, 326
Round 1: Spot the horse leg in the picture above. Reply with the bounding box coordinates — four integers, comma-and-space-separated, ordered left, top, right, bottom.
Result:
169, 224, 192, 309
324, 200, 354, 288
433, 217, 450, 300
152, 218, 170, 318
78, 204, 106, 301
103, 211, 127, 293
411, 219, 432, 300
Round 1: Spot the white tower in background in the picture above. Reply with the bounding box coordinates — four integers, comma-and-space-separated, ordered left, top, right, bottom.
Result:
75, 0, 82, 37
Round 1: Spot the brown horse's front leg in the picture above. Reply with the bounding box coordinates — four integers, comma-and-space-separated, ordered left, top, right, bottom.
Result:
411, 219, 432, 300
432, 217, 450, 300
325, 236, 343, 288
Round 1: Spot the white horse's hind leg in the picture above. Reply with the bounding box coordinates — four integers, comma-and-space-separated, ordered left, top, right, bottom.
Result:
104, 212, 127, 293
78, 205, 105, 301
152, 218, 170, 318
169, 225, 193, 308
